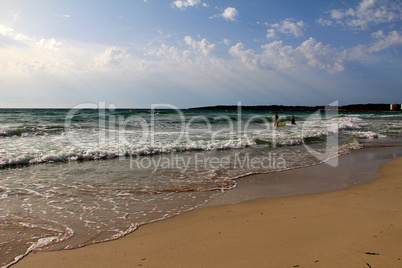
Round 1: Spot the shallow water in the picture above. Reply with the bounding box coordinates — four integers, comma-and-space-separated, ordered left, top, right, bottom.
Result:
0, 108, 401, 267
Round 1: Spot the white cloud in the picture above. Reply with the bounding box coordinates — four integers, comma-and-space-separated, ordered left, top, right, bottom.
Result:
330, 9, 347, 20
94, 47, 129, 68
221, 7, 239, 21
360, 0, 376, 11
325, 0, 402, 30
266, 29, 276, 39
230, 38, 345, 72
316, 17, 333, 26
37, 38, 62, 50
144, 36, 217, 70
1, 20, 400, 105
229, 42, 259, 69
280, 19, 305, 37
2, 22, 401, 108
14, 33, 31, 41
1, 45, 75, 76
0, 24, 61, 48
184, 36, 215, 56
260, 41, 297, 69
265, 19, 305, 38
340, 30, 402, 56
295, 37, 345, 71
0, 25, 15, 37
172, 0, 204, 10
223, 38, 231, 46
369, 30, 402, 52
230, 27, 402, 73
0, 25, 136, 76
62, 14, 71, 18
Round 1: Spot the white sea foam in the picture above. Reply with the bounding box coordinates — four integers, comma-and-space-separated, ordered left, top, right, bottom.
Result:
0, 110, 393, 170
1, 109, 401, 268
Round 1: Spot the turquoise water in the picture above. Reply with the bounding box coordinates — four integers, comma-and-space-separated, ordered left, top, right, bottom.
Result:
0, 107, 401, 267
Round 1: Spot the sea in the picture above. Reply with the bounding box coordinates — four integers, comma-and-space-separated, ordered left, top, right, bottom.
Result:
0, 105, 401, 267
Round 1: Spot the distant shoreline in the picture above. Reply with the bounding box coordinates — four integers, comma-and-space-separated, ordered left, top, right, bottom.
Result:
190, 103, 402, 112
0, 103, 401, 112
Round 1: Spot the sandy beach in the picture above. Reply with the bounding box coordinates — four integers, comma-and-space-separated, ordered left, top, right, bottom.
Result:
13, 151, 401, 268
2, 0, 402, 267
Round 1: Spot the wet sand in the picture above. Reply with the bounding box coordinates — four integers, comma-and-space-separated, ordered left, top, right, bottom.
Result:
208, 146, 402, 205
14, 147, 402, 267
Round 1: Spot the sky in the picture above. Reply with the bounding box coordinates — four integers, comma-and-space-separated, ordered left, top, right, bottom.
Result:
0, 0, 401, 108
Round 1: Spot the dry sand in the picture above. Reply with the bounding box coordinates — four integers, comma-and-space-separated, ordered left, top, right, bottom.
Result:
14, 157, 402, 268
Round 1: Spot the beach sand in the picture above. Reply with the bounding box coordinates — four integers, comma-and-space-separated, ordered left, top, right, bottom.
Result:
14, 153, 401, 267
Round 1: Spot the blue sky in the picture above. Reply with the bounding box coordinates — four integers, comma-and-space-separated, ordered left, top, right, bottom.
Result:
0, 0, 401, 108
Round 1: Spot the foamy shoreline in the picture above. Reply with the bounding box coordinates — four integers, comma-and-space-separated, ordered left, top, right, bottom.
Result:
12, 146, 402, 267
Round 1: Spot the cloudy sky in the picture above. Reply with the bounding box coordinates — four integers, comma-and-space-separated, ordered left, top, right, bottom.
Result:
1, 0, 401, 108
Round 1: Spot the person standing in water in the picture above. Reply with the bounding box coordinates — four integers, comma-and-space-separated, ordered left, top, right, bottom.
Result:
291, 115, 295, 125
274, 112, 279, 127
